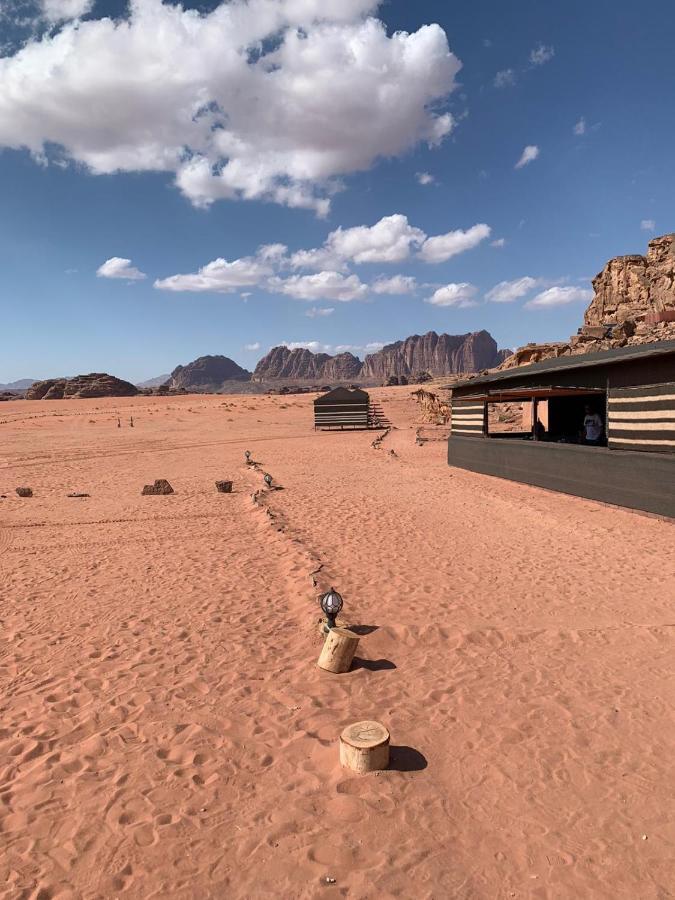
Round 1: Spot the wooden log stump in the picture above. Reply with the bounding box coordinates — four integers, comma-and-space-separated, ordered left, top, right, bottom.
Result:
317, 627, 359, 674
339, 721, 390, 774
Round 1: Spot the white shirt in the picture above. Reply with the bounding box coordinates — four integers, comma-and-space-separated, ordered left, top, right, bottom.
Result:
584, 413, 603, 441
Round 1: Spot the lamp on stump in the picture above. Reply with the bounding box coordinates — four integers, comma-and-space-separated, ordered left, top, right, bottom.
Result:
320, 587, 343, 632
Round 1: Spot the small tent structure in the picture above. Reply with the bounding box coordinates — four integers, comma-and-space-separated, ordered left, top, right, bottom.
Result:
314, 387, 370, 430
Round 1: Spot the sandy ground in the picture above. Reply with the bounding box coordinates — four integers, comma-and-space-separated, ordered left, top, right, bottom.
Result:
1, 387, 673, 900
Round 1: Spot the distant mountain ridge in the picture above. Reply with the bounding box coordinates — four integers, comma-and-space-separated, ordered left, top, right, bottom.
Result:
361, 330, 508, 379
254, 330, 507, 383
0, 378, 35, 390
19, 330, 509, 397
136, 374, 171, 389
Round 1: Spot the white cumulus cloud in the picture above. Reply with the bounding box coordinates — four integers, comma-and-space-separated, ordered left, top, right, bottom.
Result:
425, 282, 477, 308
491, 238, 506, 248
269, 271, 368, 302
573, 117, 586, 136
280, 340, 332, 353
371, 274, 417, 295
641, 219, 656, 232
305, 307, 335, 318
154, 255, 271, 293
96, 257, 147, 281
0, 0, 460, 213
42, 0, 92, 22
419, 223, 491, 263
515, 145, 540, 169
486, 276, 541, 303
525, 286, 593, 309
291, 214, 491, 269
244, 341, 260, 351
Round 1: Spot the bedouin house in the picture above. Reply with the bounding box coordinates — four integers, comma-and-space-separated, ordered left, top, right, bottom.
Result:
313, 387, 370, 430
447, 340, 675, 518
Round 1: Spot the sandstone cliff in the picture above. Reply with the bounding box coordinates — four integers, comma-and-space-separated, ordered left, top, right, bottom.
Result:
586, 233, 675, 326
253, 347, 362, 382
166, 355, 251, 391
319, 352, 363, 382
253, 347, 330, 381
254, 331, 506, 384
26, 373, 139, 400
361, 330, 505, 379
500, 233, 675, 370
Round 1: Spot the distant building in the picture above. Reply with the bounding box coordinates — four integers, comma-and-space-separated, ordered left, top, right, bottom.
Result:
314, 387, 370, 430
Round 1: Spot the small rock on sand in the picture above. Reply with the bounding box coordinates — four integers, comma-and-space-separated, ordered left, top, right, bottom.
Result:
16, 487, 33, 497
141, 479, 174, 495
215, 480, 233, 493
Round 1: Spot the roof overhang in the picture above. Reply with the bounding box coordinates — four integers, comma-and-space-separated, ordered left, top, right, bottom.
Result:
457, 386, 606, 402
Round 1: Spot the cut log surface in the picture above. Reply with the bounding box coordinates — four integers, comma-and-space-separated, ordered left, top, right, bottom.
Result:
339, 720, 390, 774
317, 627, 359, 674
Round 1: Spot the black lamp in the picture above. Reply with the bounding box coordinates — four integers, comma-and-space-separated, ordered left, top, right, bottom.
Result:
263, 473, 273, 488
320, 587, 343, 631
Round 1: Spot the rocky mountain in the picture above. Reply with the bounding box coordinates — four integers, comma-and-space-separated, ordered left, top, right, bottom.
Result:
585, 233, 675, 326
253, 347, 362, 382
26, 373, 139, 400
361, 331, 507, 380
253, 347, 329, 381
0, 378, 35, 390
500, 233, 675, 369
321, 352, 363, 382
166, 355, 251, 391
136, 374, 171, 389
253, 332, 506, 384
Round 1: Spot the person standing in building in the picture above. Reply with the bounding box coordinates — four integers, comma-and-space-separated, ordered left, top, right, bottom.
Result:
583, 404, 604, 445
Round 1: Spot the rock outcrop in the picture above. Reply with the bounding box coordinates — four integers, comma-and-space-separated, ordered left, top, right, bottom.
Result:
254, 332, 506, 384
499, 233, 675, 370
253, 347, 362, 382
26, 374, 139, 400
585, 233, 675, 326
317, 352, 362, 382
361, 331, 505, 380
410, 388, 451, 424
253, 347, 330, 381
166, 356, 251, 391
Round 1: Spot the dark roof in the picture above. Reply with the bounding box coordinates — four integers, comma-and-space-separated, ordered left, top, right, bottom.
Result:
448, 340, 675, 390
314, 387, 369, 405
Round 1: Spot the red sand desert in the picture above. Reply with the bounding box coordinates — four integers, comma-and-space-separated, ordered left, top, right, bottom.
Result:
1, 388, 674, 899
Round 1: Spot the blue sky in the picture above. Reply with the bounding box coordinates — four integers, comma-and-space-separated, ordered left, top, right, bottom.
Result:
0, 0, 673, 383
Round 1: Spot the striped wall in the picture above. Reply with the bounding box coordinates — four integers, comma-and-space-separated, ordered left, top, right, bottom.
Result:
451, 399, 485, 436
608, 382, 675, 452
314, 402, 369, 429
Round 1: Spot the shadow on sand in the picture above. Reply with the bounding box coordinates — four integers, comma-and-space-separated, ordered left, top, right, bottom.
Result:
351, 657, 396, 672
388, 745, 428, 772
348, 625, 379, 635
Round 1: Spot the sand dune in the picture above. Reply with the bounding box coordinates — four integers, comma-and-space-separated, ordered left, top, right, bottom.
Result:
1, 388, 673, 899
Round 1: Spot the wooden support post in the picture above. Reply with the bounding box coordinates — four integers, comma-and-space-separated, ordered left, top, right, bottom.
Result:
532, 397, 539, 440
339, 721, 390, 774
317, 627, 359, 673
